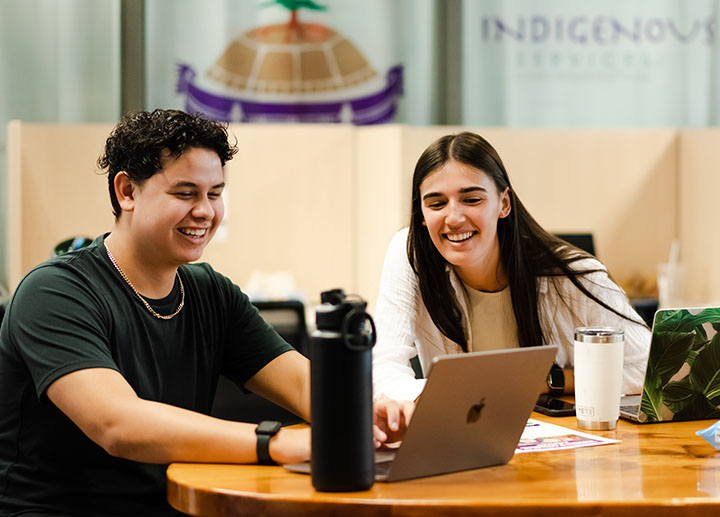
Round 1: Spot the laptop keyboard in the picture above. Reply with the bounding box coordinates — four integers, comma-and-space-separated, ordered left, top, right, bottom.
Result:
374, 450, 396, 477
375, 460, 393, 476
620, 404, 639, 414
620, 395, 641, 417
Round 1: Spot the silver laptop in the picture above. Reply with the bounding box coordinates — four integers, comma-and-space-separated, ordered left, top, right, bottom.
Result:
286, 345, 557, 482
620, 306, 720, 423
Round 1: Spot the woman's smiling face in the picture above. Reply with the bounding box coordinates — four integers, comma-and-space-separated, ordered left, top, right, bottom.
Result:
420, 159, 510, 285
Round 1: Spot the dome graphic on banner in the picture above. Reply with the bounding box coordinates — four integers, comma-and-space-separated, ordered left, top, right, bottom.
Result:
176, 0, 402, 124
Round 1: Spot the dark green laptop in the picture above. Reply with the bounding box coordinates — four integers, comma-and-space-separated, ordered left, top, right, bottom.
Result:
620, 307, 720, 423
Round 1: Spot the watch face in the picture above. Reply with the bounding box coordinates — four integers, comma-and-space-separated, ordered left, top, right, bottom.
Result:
256, 420, 282, 435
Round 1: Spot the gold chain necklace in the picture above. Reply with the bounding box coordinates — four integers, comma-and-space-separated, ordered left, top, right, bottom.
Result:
106, 248, 185, 320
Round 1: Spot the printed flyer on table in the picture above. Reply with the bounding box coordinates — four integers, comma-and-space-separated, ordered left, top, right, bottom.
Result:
516, 419, 619, 453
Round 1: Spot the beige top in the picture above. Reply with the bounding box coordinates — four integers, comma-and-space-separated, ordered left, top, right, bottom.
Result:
466, 286, 519, 352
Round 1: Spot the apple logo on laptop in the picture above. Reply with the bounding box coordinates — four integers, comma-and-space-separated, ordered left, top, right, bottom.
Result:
466, 397, 486, 423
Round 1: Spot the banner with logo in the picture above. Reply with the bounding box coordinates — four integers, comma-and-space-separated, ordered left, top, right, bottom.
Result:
146, 0, 406, 124
461, 0, 720, 126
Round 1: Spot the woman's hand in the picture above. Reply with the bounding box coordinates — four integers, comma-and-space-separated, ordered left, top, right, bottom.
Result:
373, 396, 415, 448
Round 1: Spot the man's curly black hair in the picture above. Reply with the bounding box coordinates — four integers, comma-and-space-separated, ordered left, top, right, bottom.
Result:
97, 109, 238, 218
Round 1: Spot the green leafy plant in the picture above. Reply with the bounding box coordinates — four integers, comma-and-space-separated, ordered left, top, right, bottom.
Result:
261, 0, 328, 40
263, 0, 327, 10
640, 308, 720, 421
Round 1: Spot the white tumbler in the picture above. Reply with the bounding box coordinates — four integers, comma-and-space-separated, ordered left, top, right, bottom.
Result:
573, 327, 624, 430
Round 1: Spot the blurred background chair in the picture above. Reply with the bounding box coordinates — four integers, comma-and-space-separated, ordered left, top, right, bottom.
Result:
555, 233, 596, 256
210, 300, 308, 425
555, 232, 657, 326
251, 300, 308, 357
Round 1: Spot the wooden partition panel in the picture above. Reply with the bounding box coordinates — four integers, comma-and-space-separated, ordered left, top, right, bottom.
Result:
484, 129, 677, 292
6, 122, 355, 306
7, 122, 115, 290
353, 125, 408, 307
678, 130, 720, 305
202, 124, 355, 305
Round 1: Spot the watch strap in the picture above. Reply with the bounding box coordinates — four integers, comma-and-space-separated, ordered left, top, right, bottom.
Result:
547, 364, 565, 396
255, 420, 282, 465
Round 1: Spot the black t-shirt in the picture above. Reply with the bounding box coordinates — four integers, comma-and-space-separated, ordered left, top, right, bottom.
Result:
0, 235, 293, 516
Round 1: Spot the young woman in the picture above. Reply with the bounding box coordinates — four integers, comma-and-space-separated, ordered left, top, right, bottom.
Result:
372, 132, 650, 418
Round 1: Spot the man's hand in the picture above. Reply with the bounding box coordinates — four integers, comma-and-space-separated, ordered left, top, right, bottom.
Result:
373, 396, 415, 448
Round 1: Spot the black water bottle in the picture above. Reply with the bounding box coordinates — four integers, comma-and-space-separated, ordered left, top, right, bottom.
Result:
310, 289, 376, 491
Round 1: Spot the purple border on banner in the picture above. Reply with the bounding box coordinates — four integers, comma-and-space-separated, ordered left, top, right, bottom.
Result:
176, 63, 403, 125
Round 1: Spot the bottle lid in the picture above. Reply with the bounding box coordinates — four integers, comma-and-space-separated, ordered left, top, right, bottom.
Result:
315, 289, 367, 332
574, 327, 624, 343
314, 289, 376, 349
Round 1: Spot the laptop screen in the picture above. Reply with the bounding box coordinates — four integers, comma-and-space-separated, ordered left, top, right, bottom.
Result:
637, 307, 720, 422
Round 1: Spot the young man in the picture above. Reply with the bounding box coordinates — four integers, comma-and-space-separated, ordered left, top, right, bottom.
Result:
0, 110, 311, 516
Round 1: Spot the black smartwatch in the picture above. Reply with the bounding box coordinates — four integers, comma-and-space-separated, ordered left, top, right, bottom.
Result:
547, 364, 565, 396
255, 420, 282, 465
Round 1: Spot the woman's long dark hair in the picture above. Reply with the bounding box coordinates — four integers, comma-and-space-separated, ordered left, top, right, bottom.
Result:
407, 132, 644, 352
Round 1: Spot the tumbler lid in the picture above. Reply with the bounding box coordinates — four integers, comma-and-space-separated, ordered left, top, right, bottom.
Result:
574, 327, 624, 343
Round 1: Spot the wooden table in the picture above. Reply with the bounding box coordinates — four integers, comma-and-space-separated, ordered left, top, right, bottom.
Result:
167, 414, 720, 516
